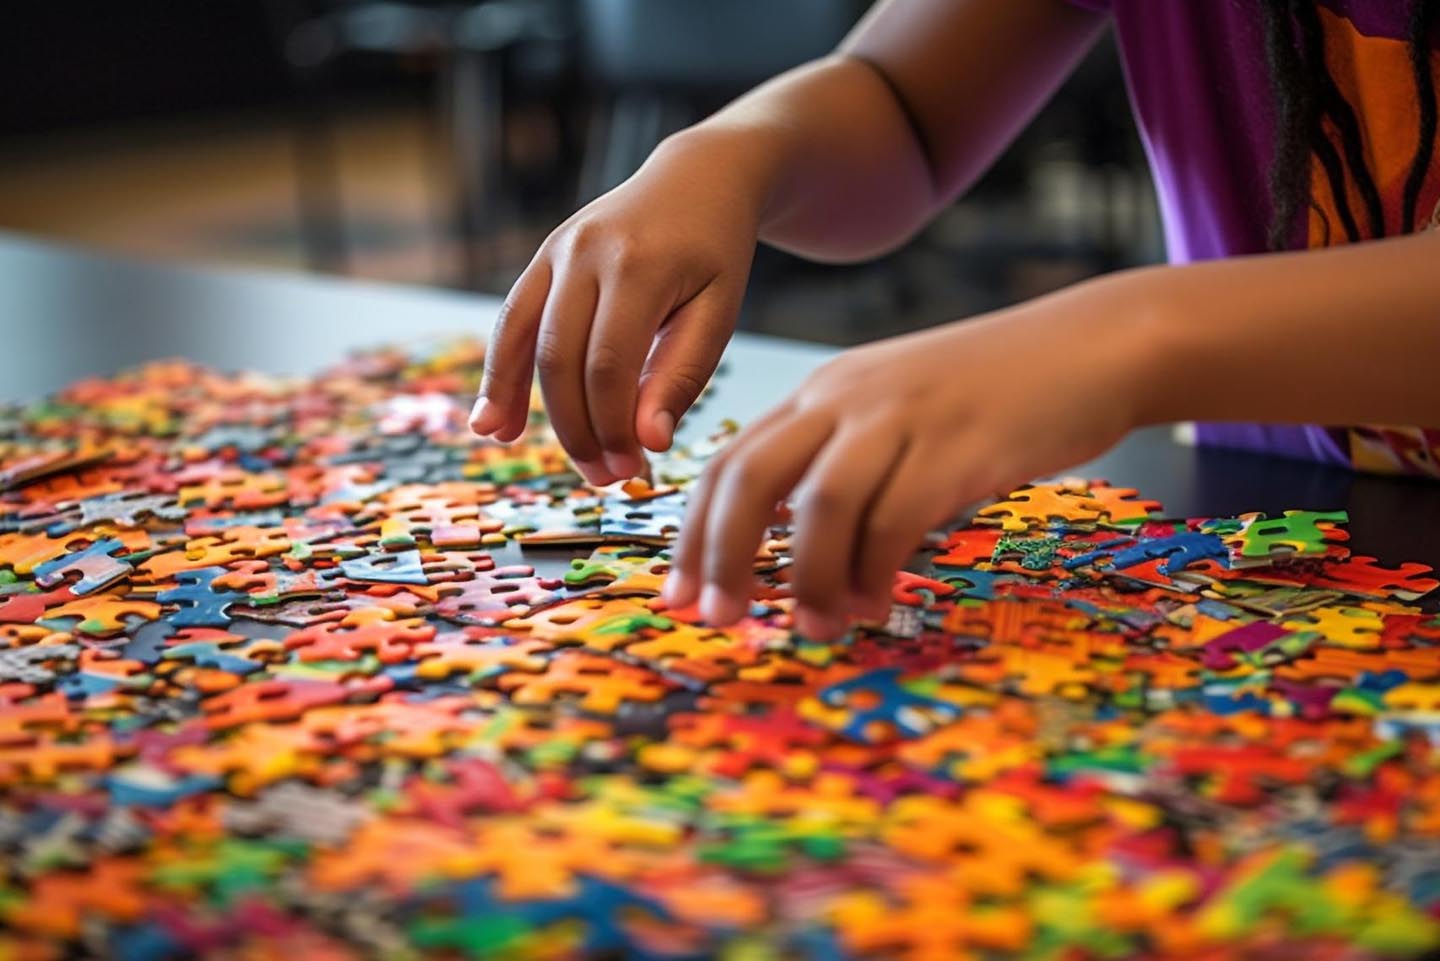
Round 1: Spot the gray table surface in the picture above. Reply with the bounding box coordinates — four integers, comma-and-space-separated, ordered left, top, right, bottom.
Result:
4, 230, 1438, 568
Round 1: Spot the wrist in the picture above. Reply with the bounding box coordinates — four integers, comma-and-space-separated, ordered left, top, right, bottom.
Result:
1100, 264, 1204, 429
647, 125, 785, 230
1034, 265, 1192, 433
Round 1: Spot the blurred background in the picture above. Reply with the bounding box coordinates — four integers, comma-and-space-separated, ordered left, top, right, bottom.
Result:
0, 0, 1162, 346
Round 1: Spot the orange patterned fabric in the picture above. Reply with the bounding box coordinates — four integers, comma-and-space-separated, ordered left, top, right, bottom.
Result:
1305, 8, 1440, 477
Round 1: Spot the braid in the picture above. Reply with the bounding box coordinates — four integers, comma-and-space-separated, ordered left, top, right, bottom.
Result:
1402, 0, 1439, 232
1263, 0, 1439, 248
1262, 0, 1323, 249
1295, 2, 1388, 238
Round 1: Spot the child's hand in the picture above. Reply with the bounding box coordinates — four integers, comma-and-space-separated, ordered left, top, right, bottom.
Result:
469, 136, 763, 485
662, 274, 1158, 639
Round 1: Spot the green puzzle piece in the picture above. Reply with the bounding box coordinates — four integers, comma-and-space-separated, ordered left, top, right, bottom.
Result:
1231, 510, 1349, 560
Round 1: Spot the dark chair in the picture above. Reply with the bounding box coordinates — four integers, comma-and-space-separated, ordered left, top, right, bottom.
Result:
262, 0, 573, 285
574, 0, 860, 200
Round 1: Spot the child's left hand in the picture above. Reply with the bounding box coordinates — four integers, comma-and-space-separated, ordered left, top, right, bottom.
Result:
661, 271, 1160, 639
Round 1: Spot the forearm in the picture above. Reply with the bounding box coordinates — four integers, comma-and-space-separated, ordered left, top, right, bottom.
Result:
648, 56, 936, 263
1127, 231, 1440, 427
647, 0, 1105, 264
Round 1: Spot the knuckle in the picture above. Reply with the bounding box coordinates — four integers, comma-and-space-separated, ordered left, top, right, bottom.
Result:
664, 363, 711, 403
863, 508, 905, 546
721, 459, 762, 494
797, 367, 847, 406
868, 506, 934, 563
607, 238, 647, 275
565, 219, 604, 252
551, 420, 601, 461
796, 483, 850, 517
790, 564, 832, 610
534, 335, 572, 380
585, 341, 629, 390
493, 294, 523, 331
797, 368, 828, 397
811, 354, 852, 383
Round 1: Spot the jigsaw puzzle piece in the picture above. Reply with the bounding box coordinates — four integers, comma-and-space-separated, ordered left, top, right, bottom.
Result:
1064, 530, 1229, 576
975, 481, 1109, 531
41, 590, 161, 637
1224, 510, 1350, 566
33, 537, 131, 595
283, 607, 436, 664
434, 566, 563, 623
337, 548, 428, 586
412, 629, 552, 683
803, 667, 962, 743
1309, 555, 1440, 602
497, 650, 673, 713
157, 566, 248, 628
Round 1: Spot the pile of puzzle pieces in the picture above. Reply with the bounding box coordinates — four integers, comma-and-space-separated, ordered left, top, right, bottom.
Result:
1, 341, 1438, 961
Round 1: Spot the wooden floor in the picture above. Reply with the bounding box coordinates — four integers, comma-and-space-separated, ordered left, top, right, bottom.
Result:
0, 102, 461, 286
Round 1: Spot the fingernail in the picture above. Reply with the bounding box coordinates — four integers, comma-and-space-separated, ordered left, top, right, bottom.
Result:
574, 459, 617, 486
663, 568, 694, 607
795, 607, 844, 640
652, 410, 675, 449
861, 597, 891, 622
849, 593, 889, 622
469, 397, 497, 434
793, 608, 818, 637
604, 450, 644, 479
700, 583, 734, 625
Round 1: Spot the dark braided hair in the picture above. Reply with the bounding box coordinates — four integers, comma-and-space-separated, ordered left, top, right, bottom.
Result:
1261, 0, 1439, 250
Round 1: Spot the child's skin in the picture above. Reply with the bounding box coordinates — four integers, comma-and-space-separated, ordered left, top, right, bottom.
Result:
470, 0, 1440, 640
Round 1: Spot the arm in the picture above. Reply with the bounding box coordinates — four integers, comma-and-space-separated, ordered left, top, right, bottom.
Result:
685, 0, 1108, 261
666, 232, 1440, 637
1133, 230, 1440, 427
471, 0, 1107, 487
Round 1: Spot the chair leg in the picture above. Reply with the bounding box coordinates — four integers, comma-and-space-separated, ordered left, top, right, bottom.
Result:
289, 65, 348, 275
598, 91, 662, 196
448, 48, 507, 290
577, 95, 613, 207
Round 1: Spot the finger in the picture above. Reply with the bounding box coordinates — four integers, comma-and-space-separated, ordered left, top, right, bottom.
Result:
854, 437, 968, 613
534, 269, 613, 484
788, 418, 905, 639
585, 271, 675, 478
635, 280, 740, 453
472, 261, 551, 439
662, 403, 789, 611
698, 410, 835, 626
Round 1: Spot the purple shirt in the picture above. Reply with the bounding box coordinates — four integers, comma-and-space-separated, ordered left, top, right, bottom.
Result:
1072, 1, 1440, 474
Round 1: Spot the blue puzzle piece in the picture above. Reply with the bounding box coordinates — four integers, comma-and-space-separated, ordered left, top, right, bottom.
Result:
817, 667, 961, 742
600, 492, 686, 540
1196, 597, 1247, 620
937, 568, 998, 599
56, 672, 124, 698
106, 770, 221, 807
411, 876, 683, 961
110, 923, 184, 961
183, 510, 285, 534
1201, 682, 1271, 716
157, 566, 246, 628
1354, 669, 1411, 694
1064, 531, 1229, 576
161, 640, 264, 675
339, 548, 428, 585
34, 537, 131, 595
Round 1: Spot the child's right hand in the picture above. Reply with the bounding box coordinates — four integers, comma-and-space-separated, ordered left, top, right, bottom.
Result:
468, 135, 764, 485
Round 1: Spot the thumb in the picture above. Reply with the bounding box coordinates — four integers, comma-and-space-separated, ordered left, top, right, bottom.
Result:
635, 284, 738, 452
